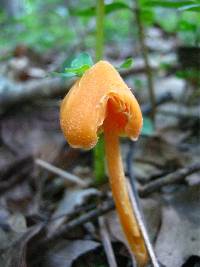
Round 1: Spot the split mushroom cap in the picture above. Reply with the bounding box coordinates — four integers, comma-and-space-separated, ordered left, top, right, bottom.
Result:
60, 60, 143, 149
60, 60, 147, 267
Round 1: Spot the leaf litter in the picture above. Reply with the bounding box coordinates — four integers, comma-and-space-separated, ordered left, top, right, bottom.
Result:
0, 32, 200, 267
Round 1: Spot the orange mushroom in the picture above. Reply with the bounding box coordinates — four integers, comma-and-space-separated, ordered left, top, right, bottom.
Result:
60, 60, 148, 266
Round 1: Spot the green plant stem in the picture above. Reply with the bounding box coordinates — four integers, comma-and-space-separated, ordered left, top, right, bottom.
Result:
96, 0, 104, 61
134, 0, 156, 123
94, 0, 106, 184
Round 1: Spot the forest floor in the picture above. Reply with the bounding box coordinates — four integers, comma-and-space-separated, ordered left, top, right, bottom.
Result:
0, 27, 200, 267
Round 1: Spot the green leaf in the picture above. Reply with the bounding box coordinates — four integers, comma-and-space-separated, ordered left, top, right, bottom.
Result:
118, 58, 134, 69
64, 52, 93, 77
176, 70, 200, 80
145, 0, 195, 9
65, 64, 91, 77
94, 135, 106, 185
141, 9, 155, 25
52, 52, 94, 79
73, 2, 131, 17
141, 117, 154, 136
179, 20, 197, 31
105, 2, 131, 14
70, 52, 93, 68
72, 6, 95, 16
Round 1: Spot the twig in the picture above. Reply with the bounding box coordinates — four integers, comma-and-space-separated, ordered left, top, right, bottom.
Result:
139, 162, 200, 197
50, 203, 97, 222
44, 199, 115, 244
99, 216, 118, 267
40, 162, 200, 245
126, 142, 159, 267
35, 158, 88, 187
134, 1, 156, 122
134, 157, 164, 169
12, 158, 200, 267
127, 180, 160, 267
126, 142, 140, 206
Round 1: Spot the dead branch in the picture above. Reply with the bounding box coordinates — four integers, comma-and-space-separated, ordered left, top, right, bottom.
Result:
99, 216, 118, 267
44, 199, 115, 243
0, 77, 72, 114
46, 163, 200, 242
127, 180, 160, 267
0, 65, 172, 115
43, 162, 200, 244
139, 162, 200, 197
35, 158, 88, 187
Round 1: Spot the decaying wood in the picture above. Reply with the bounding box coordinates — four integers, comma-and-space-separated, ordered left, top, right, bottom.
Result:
140, 162, 200, 197
0, 77, 72, 114
0, 67, 167, 115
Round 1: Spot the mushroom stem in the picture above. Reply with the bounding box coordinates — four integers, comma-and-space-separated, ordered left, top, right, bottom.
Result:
104, 129, 148, 267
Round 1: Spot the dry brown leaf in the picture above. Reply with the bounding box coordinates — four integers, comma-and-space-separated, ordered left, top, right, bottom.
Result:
44, 239, 100, 267
156, 185, 200, 267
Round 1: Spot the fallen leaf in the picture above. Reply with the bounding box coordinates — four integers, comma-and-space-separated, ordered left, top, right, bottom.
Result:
156, 185, 200, 267
133, 162, 162, 183
0, 212, 27, 252
1, 105, 62, 162
106, 198, 161, 250
47, 188, 100, 237
0, 212, 42, 267
44, 239, 100, 267
137, 136, 187, 170
5, 224, 43, 267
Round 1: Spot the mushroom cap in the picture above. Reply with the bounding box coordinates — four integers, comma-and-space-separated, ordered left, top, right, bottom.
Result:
60, 60, 143, 149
